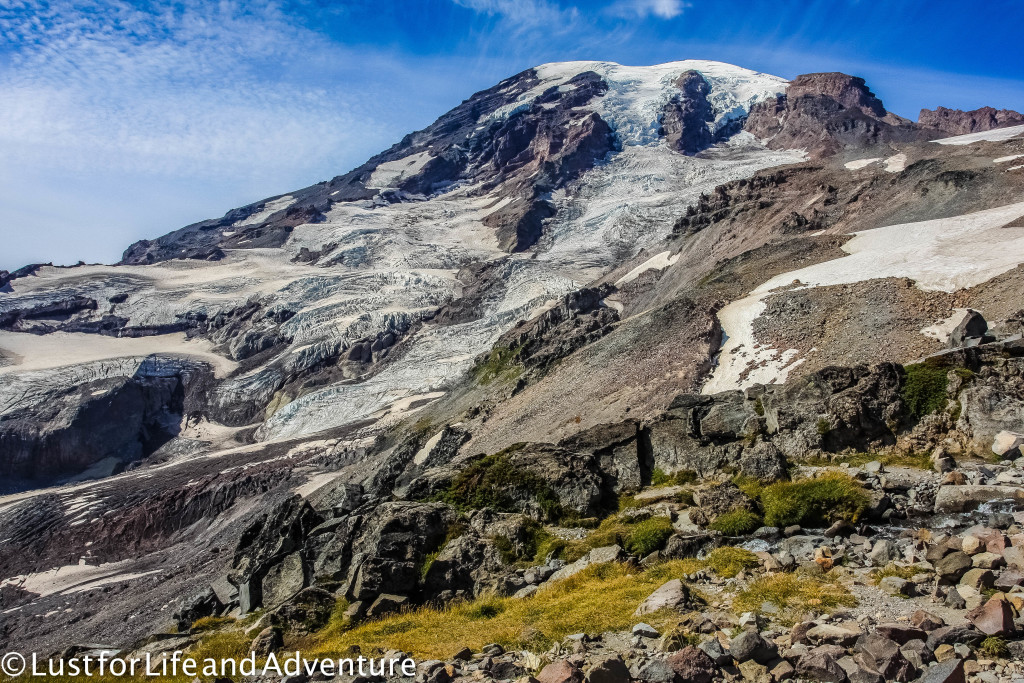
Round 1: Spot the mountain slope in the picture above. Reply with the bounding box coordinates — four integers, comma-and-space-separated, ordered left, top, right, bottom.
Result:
2, 61, 1024, 655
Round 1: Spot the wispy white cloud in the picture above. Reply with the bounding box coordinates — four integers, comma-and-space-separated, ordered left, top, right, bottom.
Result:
0, 0, 389, 180
607, 0, 689, 19
452, 0, 582, 33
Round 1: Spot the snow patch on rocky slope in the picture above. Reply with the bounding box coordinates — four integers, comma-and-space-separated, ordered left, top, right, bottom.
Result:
704, 200, 1024, 393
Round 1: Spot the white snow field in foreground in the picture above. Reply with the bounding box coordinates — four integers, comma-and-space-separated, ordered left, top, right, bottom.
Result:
934, 124, 1024, 145
703, 200, 1024, 394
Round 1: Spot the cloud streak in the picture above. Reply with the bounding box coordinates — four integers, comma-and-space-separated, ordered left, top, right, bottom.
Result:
607, 0, 689, 19
0, 1, 389, 180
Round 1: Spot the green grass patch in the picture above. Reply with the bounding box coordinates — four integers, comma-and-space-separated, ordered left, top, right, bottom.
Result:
979, 635, 1009, 658
734, 572, 857, 624
189, 615, 236, 633
651, 468, 698, 486
759, 472, 868, 528
704, 546, 760, 578
626, 517, 675, 556
869, 563, 918, 585
709, 509, 763, 536
432, 452, 564, 521
547, 515, 677, 562
901, 363, 950, 419
473, 344, 525, 385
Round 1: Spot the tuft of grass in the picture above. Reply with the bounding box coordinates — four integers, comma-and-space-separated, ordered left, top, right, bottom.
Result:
473, 344, 525, 385
618, 493, 642, 511
816, 417, 832, 436
732, 474, 766, 500
869, 563, 918, 585
979, 635, 1009, 658
626, 517, 675, 557
734, 572, 857, 624
189, 615, 236, 633
709, 509, 763, 536
541, 514, 677, 563
300, 561, 701, 659
432, 452, 564, 521
704, 546, 760, 578
759, 472, 868, 528
901, 363, 950, 419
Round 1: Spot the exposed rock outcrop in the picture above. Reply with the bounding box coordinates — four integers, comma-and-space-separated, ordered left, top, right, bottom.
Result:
745, 72, 934, 157
918, 106, 1024, 136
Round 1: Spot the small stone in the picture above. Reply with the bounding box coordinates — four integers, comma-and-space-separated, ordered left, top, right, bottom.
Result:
874, 623, 926, 644
249, 626, 284, 656
961, 535, 984, 555
666, 646, 715, 683
864, 460, 883, 474
635, 579, 689, 616
795, 649, 846, 683
992, 431, 1024, 458
881, 576, 913, 596
919, 657, 965, 683
972, 552, 1004, 569
933, 644, 956, 663
585, 655, 630, 683
935, 551, 972, 584
632, 623, 660, 638
868, 539, 900, 566
698, 639, 730, 666
994, 568, 1024, 591
807, 622, 863, 646
536, 661, 584, 683
730, 630, 777, 664
967, 596, 1015, 635
911, 610, 946, 631
736, 660, 770, 683
960, 568, 995, 591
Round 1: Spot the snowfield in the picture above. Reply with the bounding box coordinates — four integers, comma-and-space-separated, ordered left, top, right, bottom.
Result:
934, 124, 1024, 145
491, 60, 787, 146
703, 200, 1024, 393
368, 151, 435, 189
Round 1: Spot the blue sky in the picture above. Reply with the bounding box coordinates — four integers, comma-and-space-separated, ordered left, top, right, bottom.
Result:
1, 0, 1023, 271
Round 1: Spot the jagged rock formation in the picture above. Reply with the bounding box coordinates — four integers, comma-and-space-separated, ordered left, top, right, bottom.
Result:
745, 72, 935, 157
919, 105, 1024, 135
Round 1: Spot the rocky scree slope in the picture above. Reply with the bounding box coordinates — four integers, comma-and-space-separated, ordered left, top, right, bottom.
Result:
2, 60, 1024, 679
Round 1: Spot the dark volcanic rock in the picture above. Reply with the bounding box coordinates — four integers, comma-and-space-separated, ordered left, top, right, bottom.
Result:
745, 72, 934, 157
918, 106, 1024, 135
660, 70, 715, 155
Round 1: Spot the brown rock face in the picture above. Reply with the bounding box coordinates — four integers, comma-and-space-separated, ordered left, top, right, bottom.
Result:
918, 106, 1024, 135
536, 660, 584, 683
660, 70, 715, 155
967, 595, 1015, 635
786, 73, 889, 118
744, 72, 931, 157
